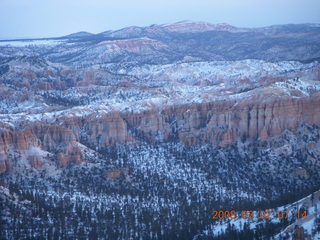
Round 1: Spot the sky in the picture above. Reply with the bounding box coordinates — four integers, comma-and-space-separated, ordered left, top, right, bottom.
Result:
1, 0, 320, 39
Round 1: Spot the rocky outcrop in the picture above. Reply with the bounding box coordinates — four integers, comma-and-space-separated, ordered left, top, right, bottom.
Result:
28, 155, 43, 169
0, 153, 9, 174
1, 92, 319, 175
120, 94, 320, 145
57, 144, 82, 166
0, 124, 84, 173
86, 112, 132, 147
47, 93, 320, 149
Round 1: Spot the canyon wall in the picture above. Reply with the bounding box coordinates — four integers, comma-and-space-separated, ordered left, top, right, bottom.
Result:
1, 93, 320, 174
121, 94, 320, 145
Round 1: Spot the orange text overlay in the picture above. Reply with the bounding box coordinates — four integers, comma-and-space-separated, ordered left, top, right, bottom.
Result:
212, 210, 307, 220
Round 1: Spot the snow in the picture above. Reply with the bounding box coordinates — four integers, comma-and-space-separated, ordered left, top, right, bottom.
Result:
274, 78, 320, 96
127, 59, 318, 86
1, 77, 319, 126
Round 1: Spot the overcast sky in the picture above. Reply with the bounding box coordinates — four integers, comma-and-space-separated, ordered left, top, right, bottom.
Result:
1, 0, 320, 39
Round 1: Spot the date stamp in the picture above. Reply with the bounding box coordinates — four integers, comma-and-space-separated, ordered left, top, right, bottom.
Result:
212, 210, 307, 220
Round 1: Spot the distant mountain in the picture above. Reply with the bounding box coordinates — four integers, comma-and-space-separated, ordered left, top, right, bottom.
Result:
1, 21, 320, 64
62, 31, 94, 38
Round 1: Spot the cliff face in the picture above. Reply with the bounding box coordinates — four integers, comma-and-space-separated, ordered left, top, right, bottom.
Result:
0, 124, 83, 173
121, 94, 320, 145
1, 92, 319, 174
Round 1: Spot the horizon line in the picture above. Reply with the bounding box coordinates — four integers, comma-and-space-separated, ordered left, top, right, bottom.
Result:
1, 21, 319, 41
